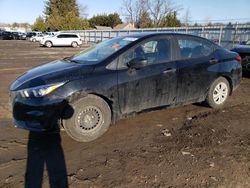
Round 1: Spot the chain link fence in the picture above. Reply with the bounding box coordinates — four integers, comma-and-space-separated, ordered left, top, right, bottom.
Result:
65, 24, 250, 49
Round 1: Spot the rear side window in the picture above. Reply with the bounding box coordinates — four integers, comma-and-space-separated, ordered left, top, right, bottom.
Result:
57, 35, 66, 38
177, 37, 214, 59
69, 34, 78, 38
118, 37, 171, 69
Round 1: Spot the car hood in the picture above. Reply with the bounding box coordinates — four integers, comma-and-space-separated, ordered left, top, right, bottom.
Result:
10, 60, 95, 91
231, 45, 250, 53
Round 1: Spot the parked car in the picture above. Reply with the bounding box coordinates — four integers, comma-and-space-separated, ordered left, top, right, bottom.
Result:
19, 32, 27, 40
10, 33, 242, 142
0, 31, 13, 40
231, 40, 250, 72
10, 32, 26, 40
30, 33, 47, 42
39, 33, 82, 48
26, 32, 40, 40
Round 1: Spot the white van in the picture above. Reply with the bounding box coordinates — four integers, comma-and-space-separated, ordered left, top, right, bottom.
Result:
40, 33, 82, 48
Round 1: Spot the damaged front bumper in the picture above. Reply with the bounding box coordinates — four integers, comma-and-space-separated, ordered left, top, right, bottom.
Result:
10, 91, 67, 132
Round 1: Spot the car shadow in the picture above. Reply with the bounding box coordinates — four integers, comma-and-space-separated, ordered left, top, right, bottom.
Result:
24, 103, 74, 188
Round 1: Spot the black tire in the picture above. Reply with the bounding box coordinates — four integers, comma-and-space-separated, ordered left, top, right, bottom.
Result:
63, 94, 111, 142
71, 41, 78, 48
206, 77, 230, 109
45, 41, 52, 48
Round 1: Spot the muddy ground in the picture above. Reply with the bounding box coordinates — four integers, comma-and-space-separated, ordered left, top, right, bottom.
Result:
0, 40, 249, 188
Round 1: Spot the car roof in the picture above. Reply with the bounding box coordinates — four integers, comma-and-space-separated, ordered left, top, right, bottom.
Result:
122, 32, 206, 39
119, 32, 218, 47
57, 33, 79, 35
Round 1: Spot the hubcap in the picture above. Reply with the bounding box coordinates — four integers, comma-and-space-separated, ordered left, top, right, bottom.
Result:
213, 82, 228, 105
46, 42, 51, 47
76, 106, 103, 131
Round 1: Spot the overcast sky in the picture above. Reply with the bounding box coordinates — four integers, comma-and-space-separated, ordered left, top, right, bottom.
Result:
0, 0, 249, 24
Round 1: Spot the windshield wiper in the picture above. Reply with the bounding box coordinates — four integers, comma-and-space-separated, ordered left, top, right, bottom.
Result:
63, 57, 79, 64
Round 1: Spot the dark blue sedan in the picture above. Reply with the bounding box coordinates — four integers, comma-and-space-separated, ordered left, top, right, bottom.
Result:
10, 33, 242, 142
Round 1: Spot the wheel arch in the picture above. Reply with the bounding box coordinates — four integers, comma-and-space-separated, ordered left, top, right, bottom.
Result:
64, 90, 114, 122
45, 40, 53, 45
221, 75, 233, 95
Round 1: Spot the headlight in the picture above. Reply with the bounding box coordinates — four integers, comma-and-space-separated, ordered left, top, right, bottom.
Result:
19, 82, 65, 98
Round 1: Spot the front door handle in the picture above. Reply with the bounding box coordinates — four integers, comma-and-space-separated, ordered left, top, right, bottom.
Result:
209, 58, 218, 64
163, 68, 176, 74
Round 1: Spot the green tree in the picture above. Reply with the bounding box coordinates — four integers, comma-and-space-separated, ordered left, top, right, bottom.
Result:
89, 13, 122, 28
44, 0, 88, 31
160, 12, 181, 27
32, 16, 48, 32
108, 13, 122, 28
44, 0, 79, 18
12, 22, 19, 28
136, 11, 153, 28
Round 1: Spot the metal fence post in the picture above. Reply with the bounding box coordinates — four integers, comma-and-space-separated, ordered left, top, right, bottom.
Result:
84, 31, 86, 43
218, 26, 223, 45
94, 30, 97, 43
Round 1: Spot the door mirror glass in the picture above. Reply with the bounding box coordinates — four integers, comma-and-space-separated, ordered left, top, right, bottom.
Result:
127, 58, 148, 69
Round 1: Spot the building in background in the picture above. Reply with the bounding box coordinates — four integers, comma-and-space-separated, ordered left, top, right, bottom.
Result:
114, 23, 135, 30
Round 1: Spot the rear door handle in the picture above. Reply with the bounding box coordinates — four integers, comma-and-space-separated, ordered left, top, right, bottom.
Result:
209, 58, 218, 64
163, 68, 176, 74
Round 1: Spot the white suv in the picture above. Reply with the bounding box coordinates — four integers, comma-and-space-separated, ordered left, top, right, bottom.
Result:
40, 33, 82, 48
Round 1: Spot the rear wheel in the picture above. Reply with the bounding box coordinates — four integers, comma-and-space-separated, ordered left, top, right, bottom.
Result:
63, 94, 111, 142
71, 41, 78, 48
45, 41, 52, 48
32, 38, 36, 42
206, 77, 230, 109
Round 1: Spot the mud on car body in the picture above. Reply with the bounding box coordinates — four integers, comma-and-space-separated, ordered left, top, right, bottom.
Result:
10, 33, 242, 142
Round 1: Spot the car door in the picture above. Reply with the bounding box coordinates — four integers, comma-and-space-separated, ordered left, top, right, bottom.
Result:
55, 34, 67, 45
65, 34, 73, 45
173, 36, 216, 104
53, 34, 62, 45
117, 36, 178, 115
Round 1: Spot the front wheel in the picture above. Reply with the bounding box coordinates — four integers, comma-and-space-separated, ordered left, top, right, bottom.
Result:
206, 77, 230, 109
45, 41, 52, 48
63, 95, 111, 142
71, 41, 78, 48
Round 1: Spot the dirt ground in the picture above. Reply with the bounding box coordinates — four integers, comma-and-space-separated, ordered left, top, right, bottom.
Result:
0, 40, 250, 188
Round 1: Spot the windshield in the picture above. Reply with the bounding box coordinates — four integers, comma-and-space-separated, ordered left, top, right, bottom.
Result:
71, 36, 139, 64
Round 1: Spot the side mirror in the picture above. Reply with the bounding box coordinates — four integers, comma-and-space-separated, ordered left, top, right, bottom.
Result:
240, 41, 246, 45
127, 58, 148, 69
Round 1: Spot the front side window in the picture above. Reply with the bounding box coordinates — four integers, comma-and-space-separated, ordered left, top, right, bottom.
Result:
246, 40, 250, 45
57, 35, 64, 38
177, 37, 213, 59
70, 36, 138, 64
119, 37, 171, 69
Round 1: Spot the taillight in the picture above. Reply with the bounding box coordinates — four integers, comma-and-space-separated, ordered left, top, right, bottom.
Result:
235, 55, 241, 63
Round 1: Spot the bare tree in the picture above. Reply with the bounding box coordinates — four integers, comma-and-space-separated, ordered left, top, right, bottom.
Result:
121, 0, 135, 23
121, 0, 149, 24
147, 0, 180, 27
78, 1, 88, 18
182, 8, 192, 26
121, 0, 180, 27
